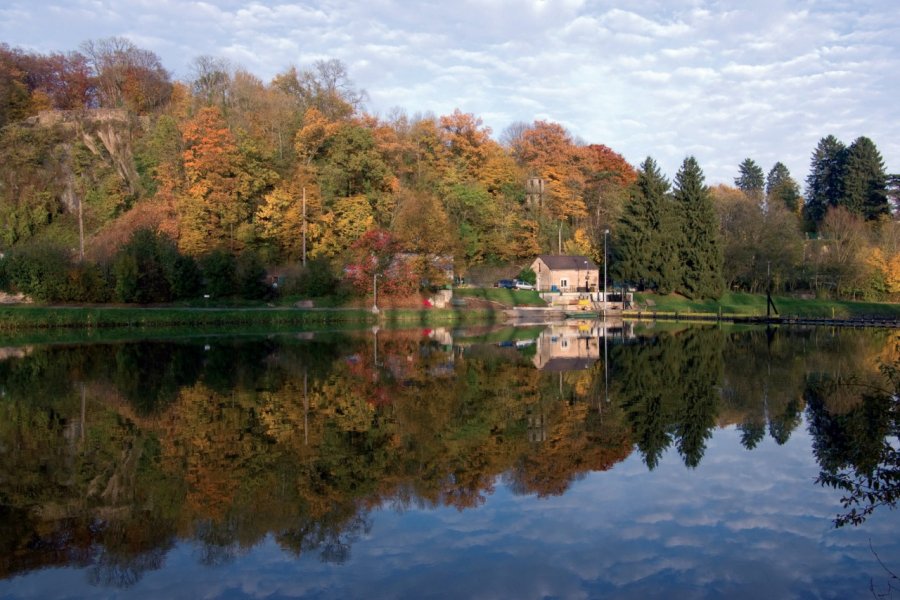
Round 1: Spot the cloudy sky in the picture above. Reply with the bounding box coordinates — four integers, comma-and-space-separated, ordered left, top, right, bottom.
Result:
2, 0, 897, 186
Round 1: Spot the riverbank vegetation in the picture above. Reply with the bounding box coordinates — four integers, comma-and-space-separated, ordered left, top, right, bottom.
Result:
632, 292, 900, 319
0, 39, 898, 313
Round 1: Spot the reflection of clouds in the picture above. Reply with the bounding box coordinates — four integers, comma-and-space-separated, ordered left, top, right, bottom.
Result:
3, 418, 898, 599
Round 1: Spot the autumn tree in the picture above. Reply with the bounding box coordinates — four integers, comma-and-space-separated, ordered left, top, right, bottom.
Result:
315, 195, 375, 258
189, 55, 232, 109
515, 120, 588, 229
390, 189, 456, 284
712, 184, 802, 292
318, 122, 395, 224
178, 106, 275, 255
343, 229, 417, 297
271, 59, 363, 121
673, 156, 722, 298
816, 207, 870, 297
80, 37, 172, 113
254, 156, 325, 264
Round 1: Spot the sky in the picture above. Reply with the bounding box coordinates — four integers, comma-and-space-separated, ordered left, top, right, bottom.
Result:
2, 0, 898, 187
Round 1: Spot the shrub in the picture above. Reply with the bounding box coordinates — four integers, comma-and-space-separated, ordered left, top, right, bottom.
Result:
517, 267, 537, 285
1, 242, 73, 301
200, 250, 237, 298
296, 258, 339, 297
236, 250, 268, 300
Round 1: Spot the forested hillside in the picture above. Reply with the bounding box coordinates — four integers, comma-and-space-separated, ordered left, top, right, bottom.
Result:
0, 38, 897, 303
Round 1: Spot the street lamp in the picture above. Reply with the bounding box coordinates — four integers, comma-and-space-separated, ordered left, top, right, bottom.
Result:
584, 260, 588, 293
603, 229, 610, 315
372, 273, 380, 314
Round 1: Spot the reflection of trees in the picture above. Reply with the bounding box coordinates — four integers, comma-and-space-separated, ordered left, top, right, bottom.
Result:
278, 511, 372, 564
1, 326, 897, 586
721, 328, 891, 450
808, 366, 900, 527
613, 327, 723, 468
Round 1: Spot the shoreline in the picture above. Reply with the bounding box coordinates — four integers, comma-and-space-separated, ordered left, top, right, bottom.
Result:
0, 305, 501, 332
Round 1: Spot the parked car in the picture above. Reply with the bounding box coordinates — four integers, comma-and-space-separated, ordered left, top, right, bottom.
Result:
513, 280, 535, 290
495, 279, 516, 289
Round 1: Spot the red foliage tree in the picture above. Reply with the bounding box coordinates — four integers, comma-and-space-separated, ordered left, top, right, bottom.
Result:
344, 229, 418, 297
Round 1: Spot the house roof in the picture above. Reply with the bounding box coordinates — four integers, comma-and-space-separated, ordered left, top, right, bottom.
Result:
535, 255, 598, 270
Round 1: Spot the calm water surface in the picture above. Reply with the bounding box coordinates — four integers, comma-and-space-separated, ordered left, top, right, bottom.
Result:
1, 322, 898, 599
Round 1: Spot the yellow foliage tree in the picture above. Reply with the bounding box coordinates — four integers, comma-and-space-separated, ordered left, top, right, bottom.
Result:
314, 195, 374, 258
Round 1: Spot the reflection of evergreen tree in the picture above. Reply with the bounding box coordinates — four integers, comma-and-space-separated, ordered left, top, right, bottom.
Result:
634, 396, 671, 470
673, 329, 722, 467
768, 398, 802, 445
738, 420, 766, 449
614, 327, 723, 469
807, 370, 900, 526
613, 338, 676, 470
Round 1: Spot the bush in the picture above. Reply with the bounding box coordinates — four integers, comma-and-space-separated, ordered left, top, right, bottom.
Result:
236, 250, 268, 300
296, 258, 339, 297
200, 250, 237, 298
517, 267, 537, 285
65, 262, 111, 302
112, 228, 173, 303
1, 242, 74, 301
110, 228, 207, 303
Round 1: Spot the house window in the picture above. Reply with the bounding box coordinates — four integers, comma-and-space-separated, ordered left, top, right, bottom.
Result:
560, 278, 568, 289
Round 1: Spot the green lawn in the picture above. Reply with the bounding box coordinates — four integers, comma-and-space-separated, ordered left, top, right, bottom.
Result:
632, 291, 900, 319
453, 287, 546, 307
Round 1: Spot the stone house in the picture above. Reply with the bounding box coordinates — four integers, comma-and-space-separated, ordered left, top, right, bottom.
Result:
530, 255, 599, 293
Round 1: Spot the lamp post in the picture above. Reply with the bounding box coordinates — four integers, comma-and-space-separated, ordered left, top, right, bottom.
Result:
372, 273, 380, 314
603, 229, 609, 315
584, 260, 588, 293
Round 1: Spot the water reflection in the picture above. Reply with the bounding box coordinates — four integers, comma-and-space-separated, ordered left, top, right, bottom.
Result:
0, 323, 897, 591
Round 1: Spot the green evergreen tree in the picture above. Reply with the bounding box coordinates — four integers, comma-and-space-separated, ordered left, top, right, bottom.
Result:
673, 156, 722, 298
842, 136, 889, 220
887, 174, 900, 214
804, 135, 847, 229
765, 162, 801, 213
734, 158, 765, 203
614, 157, 680, 293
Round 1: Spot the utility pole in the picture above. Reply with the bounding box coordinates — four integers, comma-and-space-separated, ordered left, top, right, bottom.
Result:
302, 187, 307, 267
372, 273, 380, 314
603, 229, 610, 315
78, 194, 84, 261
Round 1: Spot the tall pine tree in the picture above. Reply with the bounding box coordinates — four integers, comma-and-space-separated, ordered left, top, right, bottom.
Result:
673, 156, 722, 298
734, 158, 765, 204
765, 162, 801, 213
614, 157, 680, 293
804, 135, 847, 229
843, 136, 889, 220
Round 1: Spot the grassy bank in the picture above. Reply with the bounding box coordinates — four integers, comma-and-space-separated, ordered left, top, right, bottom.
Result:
631, 292, 900, 319
452, 287, 545, 306
0, 305, 498, 332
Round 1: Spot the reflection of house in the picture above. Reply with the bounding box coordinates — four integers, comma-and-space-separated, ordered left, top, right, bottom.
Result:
532, 322, 601, 371
530, 255, 599, 293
